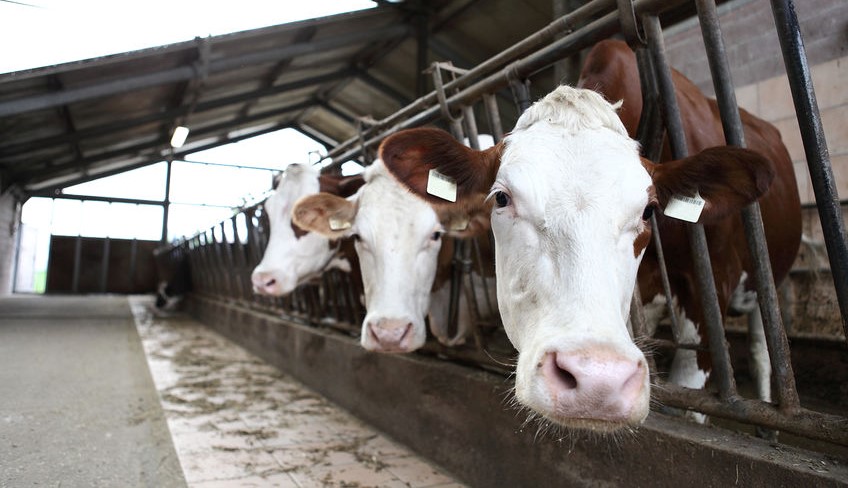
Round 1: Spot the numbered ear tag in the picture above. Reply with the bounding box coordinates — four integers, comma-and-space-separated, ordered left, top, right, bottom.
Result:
427, 169, 457, 202
664, 192, 705, 223
328, 217, 351, 231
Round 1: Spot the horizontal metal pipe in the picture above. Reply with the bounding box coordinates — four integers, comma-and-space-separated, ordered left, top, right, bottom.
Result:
324, 0, 618, 163
327, 0, 692, 165
654, 383, 848, 446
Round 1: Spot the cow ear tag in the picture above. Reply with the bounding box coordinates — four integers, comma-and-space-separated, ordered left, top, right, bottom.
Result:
664, 191, 705, 223
427, 169, 457, 202
328, 217, 352, 231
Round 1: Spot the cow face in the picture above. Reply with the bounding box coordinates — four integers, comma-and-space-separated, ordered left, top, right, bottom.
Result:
292, 161, 444, 353
381, 86, 774, 431
251, 164, 339, 296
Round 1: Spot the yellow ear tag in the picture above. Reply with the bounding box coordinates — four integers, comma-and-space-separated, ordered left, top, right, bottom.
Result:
328, 217, 352, 231
427, 169, 457, 202
664, 192, 705, 223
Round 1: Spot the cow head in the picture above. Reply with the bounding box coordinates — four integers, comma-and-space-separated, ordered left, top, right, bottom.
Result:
381, 86, 774, 431
292, 160, 471, 353
251, 164, 362, 296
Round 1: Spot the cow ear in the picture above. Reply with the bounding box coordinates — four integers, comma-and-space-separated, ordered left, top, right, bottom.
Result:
292, 193, 357, 239
646, 146, 775, 224
380, 127, 503, 209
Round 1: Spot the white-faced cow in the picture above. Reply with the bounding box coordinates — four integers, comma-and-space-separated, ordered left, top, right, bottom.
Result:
380, 43, 799, 431
251, 163, 364, 296
292, 159, 496, 353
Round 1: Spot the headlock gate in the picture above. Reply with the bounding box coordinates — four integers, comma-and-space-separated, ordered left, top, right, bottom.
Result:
160, 0, 848, 483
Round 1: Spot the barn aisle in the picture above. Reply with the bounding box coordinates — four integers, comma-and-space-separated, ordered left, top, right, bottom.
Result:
129, 296, 465, 488
0, 295, 185, 487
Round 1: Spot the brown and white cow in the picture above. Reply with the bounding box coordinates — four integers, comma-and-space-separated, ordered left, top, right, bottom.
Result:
292, 158, 496, 353
251, 163, 364, 296
380, 43, 799, 431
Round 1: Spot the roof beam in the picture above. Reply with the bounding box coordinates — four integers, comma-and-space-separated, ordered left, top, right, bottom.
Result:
0, 69, 354, 158
26, 123, 293, 193
13, 101, 312, 184
0, 24, 408, 117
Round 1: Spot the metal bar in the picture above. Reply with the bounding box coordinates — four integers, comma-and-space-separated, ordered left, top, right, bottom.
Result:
161, 160, 173, 243
655, 383, 848, 446
99, 237, 110, 293
643, 14, 738, 400
128, 239, 138, 293
770, 0, 848, 339
26, 192, 166, 207
324, 0, 619, 163
71, 235, 82, 293
482, 93, 504, 142
328, 11, 622, 165
0, 26, 408, 117
695, 0, 800, 411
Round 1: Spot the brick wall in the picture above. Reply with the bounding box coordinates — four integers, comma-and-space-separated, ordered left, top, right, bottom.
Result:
663, 0, 848, 206
664, 0, 848, 92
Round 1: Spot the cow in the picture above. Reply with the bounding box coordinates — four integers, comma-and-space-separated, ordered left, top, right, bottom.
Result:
291, 158, 496, 353
577, 40, 802, 407
250, 163, 364, 296
379, 43, 800, 431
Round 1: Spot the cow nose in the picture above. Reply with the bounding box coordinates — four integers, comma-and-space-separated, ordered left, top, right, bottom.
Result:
367, 318, 414, 352
251, 271, 277, 294
541, 350, 647, 423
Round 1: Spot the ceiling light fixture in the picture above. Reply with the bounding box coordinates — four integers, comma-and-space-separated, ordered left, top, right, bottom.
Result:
170, 126, 190, 148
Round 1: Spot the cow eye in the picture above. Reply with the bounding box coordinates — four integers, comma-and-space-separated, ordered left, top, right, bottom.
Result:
642, 205, 655, 221
431, 231, 442, 241
352, 233, 361, 242
494, 191, 511, 208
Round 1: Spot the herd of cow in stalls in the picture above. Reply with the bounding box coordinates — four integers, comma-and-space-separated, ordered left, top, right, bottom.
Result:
165, 40, 802, 434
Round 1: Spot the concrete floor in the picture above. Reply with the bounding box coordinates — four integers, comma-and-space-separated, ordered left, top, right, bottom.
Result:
0, 295, 185, 487
0, 295, 465, 488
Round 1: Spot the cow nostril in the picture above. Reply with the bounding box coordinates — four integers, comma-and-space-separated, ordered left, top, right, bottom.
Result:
264, 278, 276, 287
546, 353, 578, 390
554, 365, 578, 390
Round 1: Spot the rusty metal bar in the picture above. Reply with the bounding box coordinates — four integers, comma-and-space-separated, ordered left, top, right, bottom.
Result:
694, 0, 800, 411
655, 383, 848, 446
643, 14, 738, 400
770, 0, 848, 340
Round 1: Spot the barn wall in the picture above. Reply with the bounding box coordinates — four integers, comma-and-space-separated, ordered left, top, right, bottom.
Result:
663, 0, 848, 206
0, 190, 22, 295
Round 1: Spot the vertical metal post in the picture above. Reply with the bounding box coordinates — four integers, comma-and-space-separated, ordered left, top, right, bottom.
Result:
695, 0, 800, 410
643, 15, 738, 400
770, 0, 848, 339
128, 238, 138, 294
71, 235, 82, 293
482, 93, 504, 142
161, 158, 173, 243
99, 237, 110, 293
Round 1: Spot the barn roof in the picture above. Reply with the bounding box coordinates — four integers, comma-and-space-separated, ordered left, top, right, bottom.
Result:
0, 0, 706, 197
